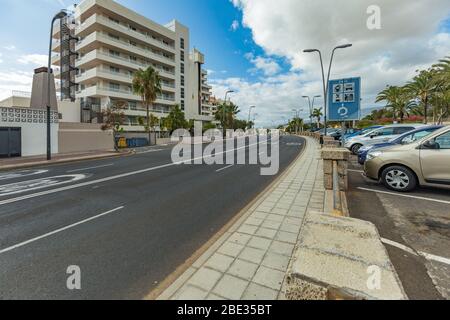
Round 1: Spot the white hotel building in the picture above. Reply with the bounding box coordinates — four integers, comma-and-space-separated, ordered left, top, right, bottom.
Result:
52, 0, 216, 133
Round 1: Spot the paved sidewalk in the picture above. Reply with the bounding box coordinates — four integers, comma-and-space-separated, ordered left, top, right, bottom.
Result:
0, 150, 127, 171
158, 137, 324, 300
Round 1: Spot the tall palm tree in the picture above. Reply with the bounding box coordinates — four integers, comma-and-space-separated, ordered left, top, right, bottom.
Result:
311, 107, 323, 128
375, 85, 411, 122
132, 66, 162, 145
404, 70, 436, 124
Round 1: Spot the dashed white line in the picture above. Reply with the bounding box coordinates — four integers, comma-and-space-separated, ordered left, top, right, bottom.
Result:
0, 206, 124, 254
357, 187, 450, 205
216, 165, 234, 173
67, 163, 114, 173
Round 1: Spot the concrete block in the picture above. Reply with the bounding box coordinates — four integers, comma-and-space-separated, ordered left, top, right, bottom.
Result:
321, 148, 351, 161
285, 212, 408, 300
323, 160, 333, 174
324, 174, 333, 190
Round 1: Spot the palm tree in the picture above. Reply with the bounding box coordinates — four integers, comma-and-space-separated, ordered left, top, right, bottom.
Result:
312, 107, 323, 128
132, 66, 162, 145
375, 85, 411, 122
404, 70, 436, 124
214, 102, 240, 129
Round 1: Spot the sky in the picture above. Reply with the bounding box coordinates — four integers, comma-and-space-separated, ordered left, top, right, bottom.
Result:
0, 0, 449, 127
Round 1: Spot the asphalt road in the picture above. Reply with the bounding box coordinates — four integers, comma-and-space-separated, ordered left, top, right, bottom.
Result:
346, 156, 450, 300
0, 135, 305, 299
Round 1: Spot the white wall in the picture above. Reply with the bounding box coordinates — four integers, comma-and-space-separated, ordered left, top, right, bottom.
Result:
0, 107, 59, 157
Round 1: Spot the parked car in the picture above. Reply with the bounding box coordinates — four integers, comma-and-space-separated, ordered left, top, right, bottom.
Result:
344, 124, 422, 154
342, 125, 382, 141
364, 126, 450, 192
357, 125, 443, 164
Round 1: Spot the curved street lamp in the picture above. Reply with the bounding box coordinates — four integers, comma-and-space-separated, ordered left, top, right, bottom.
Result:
303, 44, 352, 136
47, 10, 68, 160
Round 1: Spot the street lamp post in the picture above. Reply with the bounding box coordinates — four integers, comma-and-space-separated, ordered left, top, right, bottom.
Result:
223, 90, 234, 135
303, 44, 352, 136
247, 105, 256, 126
47, 10, 68, 160
303, 95, 321, 131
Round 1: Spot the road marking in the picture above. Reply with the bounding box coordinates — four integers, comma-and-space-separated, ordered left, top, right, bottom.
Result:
0, 206, 124, 254
348, 169, 364, 173
381, 238, 418, 256
67, 164, 114, 173
0, 141, 263, 206
0, 175, 87, 197
136, 149, 164, 154
216, 165, 234, 172
381, 238, 450, 266
357, 187, 450, 205
0, 170, 49, 181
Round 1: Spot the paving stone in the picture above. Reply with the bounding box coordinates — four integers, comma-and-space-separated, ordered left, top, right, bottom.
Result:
247, 236, 272, 250
174, 285, 208, 300
227, 232, 252, 246
245, 217, 264, 227
238, 224, 258, 235
252, 266, 286, 291
212, 275, 249, 300
255, 227, 278, 239
269, 241, 295, 257
242, 283, 279, 300
218, 242, 245, 257
261, 252, 291, 272
266, 214, 285, 222
271, 208, 288, 216
187, 267, 222, 291
261, 220, 282, 230
279, 223, 300, 234
204, 253, 235, 273
275, 231, 298, 243
227, 259, 259, 280
238, 247, 267, 264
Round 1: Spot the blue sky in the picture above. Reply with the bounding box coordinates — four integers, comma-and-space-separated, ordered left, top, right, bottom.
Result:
1, 0, 449, 127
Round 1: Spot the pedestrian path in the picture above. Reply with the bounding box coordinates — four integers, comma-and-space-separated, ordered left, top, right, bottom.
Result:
158, 137, 324, 300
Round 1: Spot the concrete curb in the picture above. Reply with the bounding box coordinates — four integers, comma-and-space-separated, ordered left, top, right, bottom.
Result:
284, 211, 408, 300
0, 151, 132, 171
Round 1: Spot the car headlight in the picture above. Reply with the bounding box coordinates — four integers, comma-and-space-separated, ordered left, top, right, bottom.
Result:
366, 151, 383, 160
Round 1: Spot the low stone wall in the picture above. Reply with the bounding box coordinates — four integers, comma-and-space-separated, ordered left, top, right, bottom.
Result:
58, 122, 114, 154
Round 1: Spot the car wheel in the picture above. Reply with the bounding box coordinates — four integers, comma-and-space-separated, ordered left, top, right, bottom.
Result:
381, 166, 417, 192
351, 144, 362, 154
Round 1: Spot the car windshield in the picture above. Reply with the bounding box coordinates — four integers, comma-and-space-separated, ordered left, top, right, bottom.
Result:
399, 130, 436, 145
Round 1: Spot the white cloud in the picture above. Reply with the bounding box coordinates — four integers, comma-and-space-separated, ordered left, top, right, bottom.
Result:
230, 20, 240, 32
18, 54, 48, 66
3, 45, 16, 51
0, 53, 3, 64
245, 53, 281, 76
0, 70, 34, 101
226, 0, 450, 126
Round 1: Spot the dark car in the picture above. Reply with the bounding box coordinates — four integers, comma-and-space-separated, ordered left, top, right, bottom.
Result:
357, 125, 443, 164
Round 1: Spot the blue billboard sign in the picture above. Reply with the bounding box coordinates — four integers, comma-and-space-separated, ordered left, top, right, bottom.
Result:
328, 77, 361, 121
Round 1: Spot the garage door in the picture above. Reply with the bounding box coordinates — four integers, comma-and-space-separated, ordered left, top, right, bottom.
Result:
0, 127, 21, 158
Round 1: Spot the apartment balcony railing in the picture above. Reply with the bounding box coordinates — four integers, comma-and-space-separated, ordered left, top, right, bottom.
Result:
95, 86, 175, 102
76, 32, 176, 65
76, 14, 175, 52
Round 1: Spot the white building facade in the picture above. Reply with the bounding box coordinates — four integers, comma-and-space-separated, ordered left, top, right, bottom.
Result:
52, 0, 215, 133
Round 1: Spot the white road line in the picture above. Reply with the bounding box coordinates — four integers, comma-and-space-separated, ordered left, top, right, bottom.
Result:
67, 164, 114, 173
216, 165, 234, 173
136, 149, 164, 154
0, 206, 124, 254
0, 142, 261, 207
348, 169, 364, 173
357, 187, 450, 205
0, 170, 49, 181
381, 238, 450, 266
381, 238, 418, 256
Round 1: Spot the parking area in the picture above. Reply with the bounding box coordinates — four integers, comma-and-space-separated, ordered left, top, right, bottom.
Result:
346, 155, 450, 300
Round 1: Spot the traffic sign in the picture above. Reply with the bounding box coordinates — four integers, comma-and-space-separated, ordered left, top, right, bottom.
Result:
328, 77, 361, 121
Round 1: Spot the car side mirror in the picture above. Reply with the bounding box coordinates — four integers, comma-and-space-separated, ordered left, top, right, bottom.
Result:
370, 134, 376, 139
422, 140, 439, 150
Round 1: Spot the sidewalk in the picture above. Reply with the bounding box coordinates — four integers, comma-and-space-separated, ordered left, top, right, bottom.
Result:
0, 150, 128, 171
157, 137, 324, 300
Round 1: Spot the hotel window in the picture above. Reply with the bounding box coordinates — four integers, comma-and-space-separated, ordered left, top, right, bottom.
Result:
130, 55, 137, 62
108, 33, 120, 41
181, 75, 185, 86
109, 17, 119, 24
130, 41, 137, 47
109, 50, 120, 57
181, 51, 185, 61
181, 88, 185, 99
181, 100, 185, 110
181, 63, 185, 74
180, 38, 185, 49
110, 66, 120, 74
128, 101, 137, 110
109, 83, 120, 92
